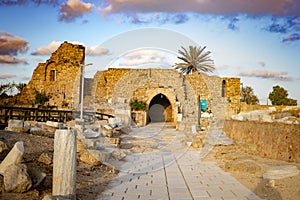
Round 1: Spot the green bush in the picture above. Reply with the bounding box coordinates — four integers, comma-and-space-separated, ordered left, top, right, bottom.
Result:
130, 99, 147, 111
34, 90, 50, 105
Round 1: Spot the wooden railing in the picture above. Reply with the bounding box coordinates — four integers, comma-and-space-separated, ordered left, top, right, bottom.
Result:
0, 106, 114, 126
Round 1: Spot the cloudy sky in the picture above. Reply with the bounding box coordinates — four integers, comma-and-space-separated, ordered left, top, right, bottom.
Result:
0, 0, 299, 104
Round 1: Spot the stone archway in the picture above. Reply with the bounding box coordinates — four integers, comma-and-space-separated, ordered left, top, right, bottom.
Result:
148, 93, 172, 123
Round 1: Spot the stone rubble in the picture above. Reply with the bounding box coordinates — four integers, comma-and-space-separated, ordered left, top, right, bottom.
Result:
0, 140, 46, 193
231, 107, 300, 124
263, 165, 300, 180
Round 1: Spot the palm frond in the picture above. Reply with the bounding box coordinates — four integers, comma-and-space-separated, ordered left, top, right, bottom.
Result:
174, 45, 215, 75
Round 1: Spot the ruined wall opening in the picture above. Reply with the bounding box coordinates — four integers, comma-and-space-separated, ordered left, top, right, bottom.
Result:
148, 93, 172, 123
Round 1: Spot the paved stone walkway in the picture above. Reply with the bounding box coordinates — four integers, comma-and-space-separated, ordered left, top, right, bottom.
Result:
97, 124, 262, 200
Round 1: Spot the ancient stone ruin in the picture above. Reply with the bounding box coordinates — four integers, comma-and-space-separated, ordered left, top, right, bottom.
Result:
16, 42, 241, 132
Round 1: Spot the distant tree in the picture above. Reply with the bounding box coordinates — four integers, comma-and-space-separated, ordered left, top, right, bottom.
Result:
241, 86, 259, 105
174, 46, 215, 75
0, 82, 14, 97
269, 85, 297, 106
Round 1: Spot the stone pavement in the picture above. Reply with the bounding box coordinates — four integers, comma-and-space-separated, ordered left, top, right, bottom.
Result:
97, 124, 262, 200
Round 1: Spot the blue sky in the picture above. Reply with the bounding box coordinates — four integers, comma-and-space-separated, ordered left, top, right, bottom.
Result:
0, 0, 299, 104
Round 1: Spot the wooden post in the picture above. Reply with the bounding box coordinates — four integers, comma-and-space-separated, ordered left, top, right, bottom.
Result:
53, 129, 77, 199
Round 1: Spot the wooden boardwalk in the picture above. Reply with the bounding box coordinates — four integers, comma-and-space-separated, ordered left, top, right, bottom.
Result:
0, 106, 113, 128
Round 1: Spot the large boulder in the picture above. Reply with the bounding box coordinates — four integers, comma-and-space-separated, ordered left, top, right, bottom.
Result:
0, 141, 24, 175
3, 163, 32, 193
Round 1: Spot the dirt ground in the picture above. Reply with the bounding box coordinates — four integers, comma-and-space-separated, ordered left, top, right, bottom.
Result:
0, 130, 116, 200
202, 141, 300, 200
0, 130, 299, 200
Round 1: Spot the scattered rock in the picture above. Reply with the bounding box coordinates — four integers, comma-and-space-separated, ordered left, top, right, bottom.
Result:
38, 153, 53, 165
3, 163, 32, 193
7, 120, 24, 129
0, 141, 24, 175
263, 165, 300, 180
27, 166, 47, 188
102, 125, 113, 137
119, 143, 134, 149
78, 150, 101, 166
112, 149, 126, 160
30, 127, 54, 138
46, 121, 63, 128
5, 127, 30, 133
0, 140, 8, 153
24, 121, 38, 127
83, 129, 101, 139
41, 124, 58, 133
231, 114, 246, 121
108, 117, 122, 128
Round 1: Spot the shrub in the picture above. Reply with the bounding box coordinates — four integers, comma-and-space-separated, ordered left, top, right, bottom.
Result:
130, 99, 147, 111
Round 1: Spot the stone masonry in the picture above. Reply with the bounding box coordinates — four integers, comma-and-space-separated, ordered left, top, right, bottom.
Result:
16, 42, 85, 109
15, 42, 240, 132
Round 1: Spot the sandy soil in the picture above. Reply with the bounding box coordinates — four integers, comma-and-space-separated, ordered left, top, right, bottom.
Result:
202, 141, 300, 200
0, 130, 299, 200
0, 130, 116, 200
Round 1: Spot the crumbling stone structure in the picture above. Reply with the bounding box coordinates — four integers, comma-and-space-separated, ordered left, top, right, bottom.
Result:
16, 42, 241, 132
17, 42, 85, 108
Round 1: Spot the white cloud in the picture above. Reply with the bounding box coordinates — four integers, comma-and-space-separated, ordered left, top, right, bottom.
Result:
60, 0, 93, 21
119, 49, 173, 67
0, 55, 27, 64
99, 0, 300, 17
31, 41, 109, 56
238, 70, 293, 81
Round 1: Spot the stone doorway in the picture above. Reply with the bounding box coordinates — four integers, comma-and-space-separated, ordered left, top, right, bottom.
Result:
148, 93, 172, 123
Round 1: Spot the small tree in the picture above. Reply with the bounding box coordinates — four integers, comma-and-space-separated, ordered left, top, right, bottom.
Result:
130, 99, 147, 111
269, 85, 297, 106
34, 90, 50, 105
241, 86, 259, 105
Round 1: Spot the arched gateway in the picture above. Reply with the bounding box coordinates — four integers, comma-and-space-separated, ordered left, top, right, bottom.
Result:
92, 68, 240, 132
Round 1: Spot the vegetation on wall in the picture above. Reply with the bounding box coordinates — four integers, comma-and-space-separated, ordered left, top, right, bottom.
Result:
269, 85, 297, 106
34, 90, 50, 105
130, 99, 147, 111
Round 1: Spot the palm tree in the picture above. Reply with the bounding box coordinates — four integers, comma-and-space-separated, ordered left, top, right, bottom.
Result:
174, 46, 215, 75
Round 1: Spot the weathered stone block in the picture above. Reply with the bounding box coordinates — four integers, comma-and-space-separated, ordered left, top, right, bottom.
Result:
53, 130, 77, 199
0, 141, 24, 175
8, 120, 24, 128
4, 163, 32, 193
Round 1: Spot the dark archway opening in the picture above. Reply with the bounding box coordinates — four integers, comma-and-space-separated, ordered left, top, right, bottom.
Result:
148, 93, 172, 123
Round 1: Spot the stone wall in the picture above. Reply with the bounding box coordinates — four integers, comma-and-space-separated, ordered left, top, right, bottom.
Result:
223, 78, 241, 118
16, 42, 85, 109
92, 68, 240, 132
224, 120, 300, 162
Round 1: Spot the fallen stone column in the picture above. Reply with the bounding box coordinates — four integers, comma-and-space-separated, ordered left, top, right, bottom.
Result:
0, 141, 24, 175
52, 129, 77, 199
